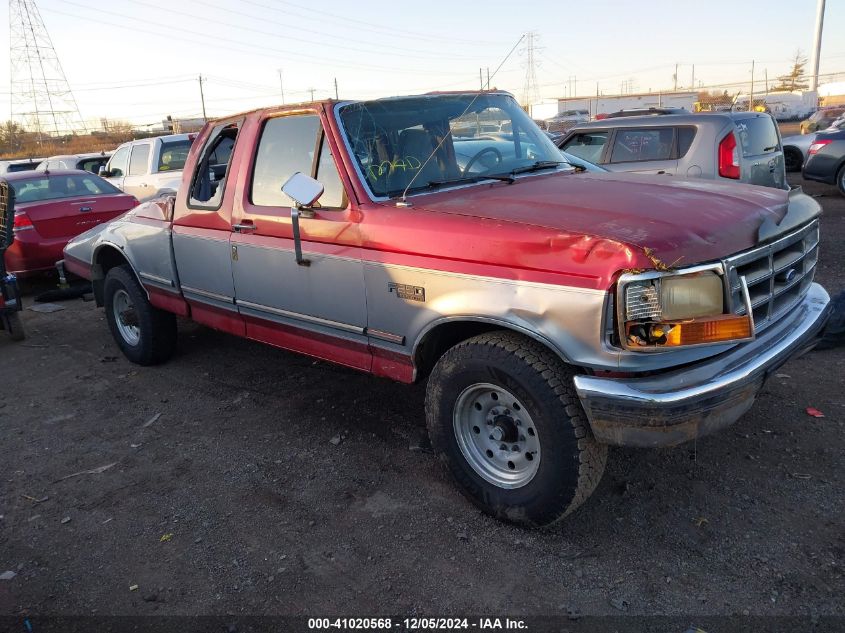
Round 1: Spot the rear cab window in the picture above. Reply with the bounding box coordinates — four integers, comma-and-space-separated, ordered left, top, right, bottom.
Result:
735, 116, 780, 157
188, 123, 241, 210
128, 144, 151, 176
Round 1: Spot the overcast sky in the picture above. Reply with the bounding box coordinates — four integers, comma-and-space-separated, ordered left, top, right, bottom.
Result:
2, 0, 844, 127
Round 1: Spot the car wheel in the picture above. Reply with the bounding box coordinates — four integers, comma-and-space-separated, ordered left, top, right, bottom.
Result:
1, 311, 25, 341
425, 331, 607, 527
784, 147, 803, 172
104, 265, 176, 365
837, 164, 845, 197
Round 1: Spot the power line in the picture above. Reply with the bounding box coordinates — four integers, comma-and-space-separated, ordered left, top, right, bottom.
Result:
172, 0, 493, 61
43, 1, 482, 77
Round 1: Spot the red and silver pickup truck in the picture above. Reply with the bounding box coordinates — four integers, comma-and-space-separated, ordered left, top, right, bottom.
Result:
61, 91, 831, 526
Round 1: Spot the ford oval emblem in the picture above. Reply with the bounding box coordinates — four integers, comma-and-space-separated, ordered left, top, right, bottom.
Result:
777, 268, 798, 284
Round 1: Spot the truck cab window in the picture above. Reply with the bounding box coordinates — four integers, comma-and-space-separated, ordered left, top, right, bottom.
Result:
250, 114, 347, 209
128, 144, 151, 176
108, 146, 130, 177
315, 134, 345, 208
189, 123, 240, 209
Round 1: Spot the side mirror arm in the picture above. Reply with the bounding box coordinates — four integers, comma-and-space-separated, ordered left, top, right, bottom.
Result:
291, 206, 310, 267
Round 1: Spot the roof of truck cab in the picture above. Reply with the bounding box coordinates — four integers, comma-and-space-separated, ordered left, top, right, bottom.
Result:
214, 91, 515, 121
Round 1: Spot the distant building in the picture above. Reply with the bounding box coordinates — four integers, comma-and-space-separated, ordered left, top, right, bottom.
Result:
531, 91, 698, 121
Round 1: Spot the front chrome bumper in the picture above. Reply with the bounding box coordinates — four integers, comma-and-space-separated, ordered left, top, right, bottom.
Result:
573, 283, 831, 448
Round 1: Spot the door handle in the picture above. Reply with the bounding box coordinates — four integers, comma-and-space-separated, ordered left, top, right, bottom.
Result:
79, 206, 93, 212
232, 222, 256, 233
140, 183, 149, 187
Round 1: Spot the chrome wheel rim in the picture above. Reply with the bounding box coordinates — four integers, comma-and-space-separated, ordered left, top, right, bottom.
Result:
112, 288, 140, 346
453, 383, 540, 489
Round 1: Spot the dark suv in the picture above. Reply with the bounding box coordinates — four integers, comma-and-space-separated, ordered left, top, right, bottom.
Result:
557, 111, 787, 189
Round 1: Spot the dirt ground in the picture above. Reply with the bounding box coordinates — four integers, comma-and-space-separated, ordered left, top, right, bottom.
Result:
1, 173, 843, 624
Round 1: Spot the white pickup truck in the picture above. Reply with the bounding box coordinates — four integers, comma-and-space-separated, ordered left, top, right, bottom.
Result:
100, 133, 195, 201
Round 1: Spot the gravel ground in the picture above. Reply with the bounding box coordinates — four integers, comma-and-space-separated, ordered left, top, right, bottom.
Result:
0, 174, 843, 622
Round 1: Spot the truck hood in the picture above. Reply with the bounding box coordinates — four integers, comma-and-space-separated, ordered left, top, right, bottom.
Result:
404, 171, 812, 267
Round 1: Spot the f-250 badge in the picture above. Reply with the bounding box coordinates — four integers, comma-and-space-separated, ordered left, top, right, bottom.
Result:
388, 282, 425, 302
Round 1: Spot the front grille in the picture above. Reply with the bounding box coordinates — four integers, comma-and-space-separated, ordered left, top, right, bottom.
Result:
0, 180, 12, 250
724, 220, 819, 332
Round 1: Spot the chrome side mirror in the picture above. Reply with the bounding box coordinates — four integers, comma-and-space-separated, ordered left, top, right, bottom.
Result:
98, 165, 108, 176
282, 172, 324, 208
282, 172, 324, 268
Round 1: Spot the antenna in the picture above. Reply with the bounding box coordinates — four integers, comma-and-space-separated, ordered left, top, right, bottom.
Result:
9, 0, 87, 147
399, 34, 525, 204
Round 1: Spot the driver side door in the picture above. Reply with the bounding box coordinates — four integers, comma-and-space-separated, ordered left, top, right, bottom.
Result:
230, 111, 370, 370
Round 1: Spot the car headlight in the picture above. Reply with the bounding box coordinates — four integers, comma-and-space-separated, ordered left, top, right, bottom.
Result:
618, 268, 754, 350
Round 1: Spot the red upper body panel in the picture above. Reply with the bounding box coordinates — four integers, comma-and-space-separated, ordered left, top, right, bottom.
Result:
170, 101, 793, 290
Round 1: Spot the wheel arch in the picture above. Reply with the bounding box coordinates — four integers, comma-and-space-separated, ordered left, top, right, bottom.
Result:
91, 243, 146, 306
412, 316, 573, 381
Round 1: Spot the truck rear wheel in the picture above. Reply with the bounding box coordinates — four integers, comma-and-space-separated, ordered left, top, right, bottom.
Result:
425, 331, 607, 527
104, 265, 176, 365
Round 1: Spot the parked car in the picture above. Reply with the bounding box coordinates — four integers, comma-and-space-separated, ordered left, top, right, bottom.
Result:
800, 107, 845, 134
783, 117, 845, 171
545, 109, 590, 133
101, 134, 195, 202
802, 127, 845, 196
2, 170, 138, 276
557, 110, 787, 189
0, 158, 45, 174
36, 152, 112, 174
61, 91, 830, 527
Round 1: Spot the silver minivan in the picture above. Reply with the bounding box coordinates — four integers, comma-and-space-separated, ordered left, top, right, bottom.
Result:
558, 111, 787, 189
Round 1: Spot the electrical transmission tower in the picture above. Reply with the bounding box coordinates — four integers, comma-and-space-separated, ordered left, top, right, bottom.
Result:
9, 0, 87, 145
521, 31, 540, 107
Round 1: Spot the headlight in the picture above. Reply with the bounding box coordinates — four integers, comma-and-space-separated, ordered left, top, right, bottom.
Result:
619, 268, 754, 350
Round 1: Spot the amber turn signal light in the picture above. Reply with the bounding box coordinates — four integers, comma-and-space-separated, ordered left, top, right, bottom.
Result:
664, 315, 753, 346
626, 314, 754, 348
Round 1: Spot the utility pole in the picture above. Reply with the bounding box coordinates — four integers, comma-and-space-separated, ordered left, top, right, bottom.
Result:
749, 60, 755, 112
479, 68, 483, 90
765, 69, 769, 95
674, 63, 678, 91
278, 69, 285, 105
486, 67, 490, 89
809, 0, 826, 92
198, 74, 207, 122
334, 77, 338, 99
691, 65, 695, 90
308, 87, 316, 101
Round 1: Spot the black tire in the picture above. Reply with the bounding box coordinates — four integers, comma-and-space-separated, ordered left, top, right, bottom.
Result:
104, 265, 176, 365
425, 331, 607, 527
837, 164, 845, 197
2, 311, 25, 341
784, 147, 803, 173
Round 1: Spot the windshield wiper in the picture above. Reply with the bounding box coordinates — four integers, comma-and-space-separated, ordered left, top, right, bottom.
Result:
426, 174, 515, 189
507, 160, 566, 176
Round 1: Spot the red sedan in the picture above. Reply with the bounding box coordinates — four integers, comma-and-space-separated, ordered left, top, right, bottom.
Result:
3, 170, 137, 276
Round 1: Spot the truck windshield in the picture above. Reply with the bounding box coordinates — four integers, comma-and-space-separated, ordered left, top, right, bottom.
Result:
338, 93, 566, 198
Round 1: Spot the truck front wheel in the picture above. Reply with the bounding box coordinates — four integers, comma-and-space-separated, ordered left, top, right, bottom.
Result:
425, 332, 607, 527
104, 265, 176, 365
